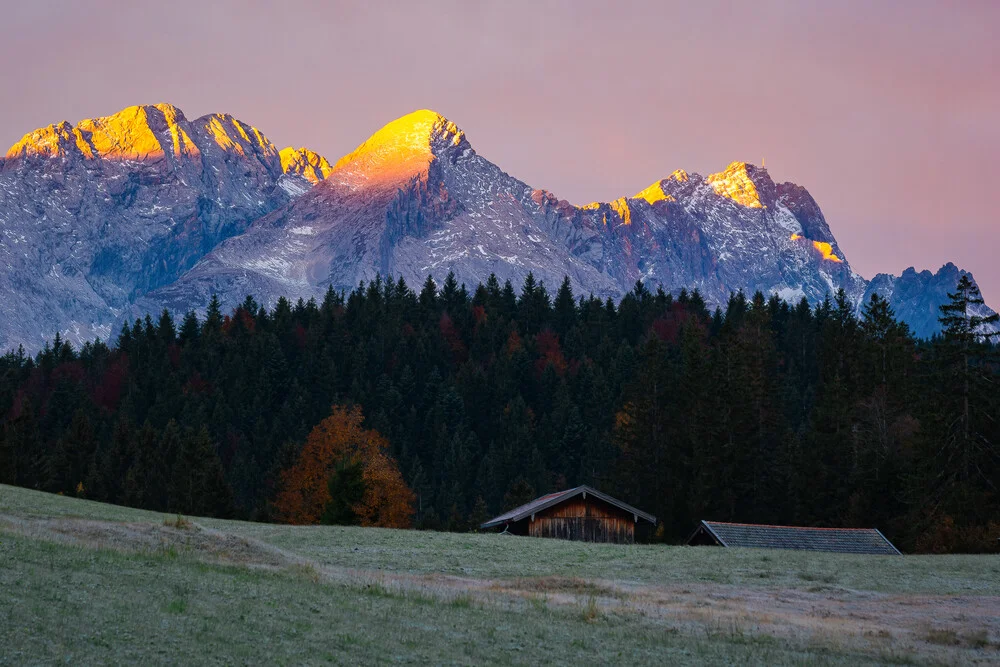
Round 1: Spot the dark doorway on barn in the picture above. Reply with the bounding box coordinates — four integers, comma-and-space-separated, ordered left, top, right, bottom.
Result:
480, 485, 656, 544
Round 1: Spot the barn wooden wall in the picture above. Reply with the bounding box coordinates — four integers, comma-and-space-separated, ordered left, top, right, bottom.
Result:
527, 498, 636, 544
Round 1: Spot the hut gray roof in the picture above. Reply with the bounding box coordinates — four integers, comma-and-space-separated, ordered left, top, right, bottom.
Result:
688, 520, 901, 555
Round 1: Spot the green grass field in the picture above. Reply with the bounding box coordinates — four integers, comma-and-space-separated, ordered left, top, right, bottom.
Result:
2, 484, 998, 665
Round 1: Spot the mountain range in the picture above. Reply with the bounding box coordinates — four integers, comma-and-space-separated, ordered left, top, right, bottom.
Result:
0, 104, 994, 351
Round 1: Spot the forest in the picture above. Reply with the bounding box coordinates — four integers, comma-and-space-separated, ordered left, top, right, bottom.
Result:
0, 272, 997, 553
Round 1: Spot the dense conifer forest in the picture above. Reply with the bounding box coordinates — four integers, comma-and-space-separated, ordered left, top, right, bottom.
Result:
0, 272, 997, 552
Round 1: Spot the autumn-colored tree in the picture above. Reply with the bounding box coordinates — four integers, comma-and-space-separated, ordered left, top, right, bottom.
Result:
273, 405, 415, 527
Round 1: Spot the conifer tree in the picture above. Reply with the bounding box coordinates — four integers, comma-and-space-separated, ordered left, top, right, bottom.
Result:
0, 426, 14, 484
170, 425, 233, 517
916, 276, 1000, 543
158, 309, 177, 344
553, 277, 577, 336
419, 275, 438, 313
203, 294, 223, 335
179, 311, 200, 345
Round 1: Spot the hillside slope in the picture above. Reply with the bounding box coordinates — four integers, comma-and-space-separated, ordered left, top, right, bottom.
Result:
1, 485, 997, 665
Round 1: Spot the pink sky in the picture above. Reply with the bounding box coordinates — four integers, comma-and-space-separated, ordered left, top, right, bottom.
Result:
2, 1, 997, 302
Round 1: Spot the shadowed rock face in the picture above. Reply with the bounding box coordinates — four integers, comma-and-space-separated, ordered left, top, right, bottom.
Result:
865, 263, 997, 340
1, 106, 995, 351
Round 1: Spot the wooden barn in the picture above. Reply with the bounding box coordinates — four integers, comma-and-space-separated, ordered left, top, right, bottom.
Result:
686, 520, 901, 555
480, 485, 656, 544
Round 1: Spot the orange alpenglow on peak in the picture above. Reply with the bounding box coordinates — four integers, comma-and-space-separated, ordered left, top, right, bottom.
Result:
4, 103, 278, 164
5, 121, 93, 160
812, 241, 843, 263
280, 147, 333, 184
579, 198, 635, 226
203, 113, 274, 158
706, 161, 767, 208
5, 104, 189, 161
76, 103, 196, 161
331, 109, 467, 187
609, 198, 632, 225
581, 169, 688, 213
790, 233, 843, 262
633, 181, 676, 205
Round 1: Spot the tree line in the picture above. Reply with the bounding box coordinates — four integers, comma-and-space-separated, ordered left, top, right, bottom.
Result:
0, 272, 997, 552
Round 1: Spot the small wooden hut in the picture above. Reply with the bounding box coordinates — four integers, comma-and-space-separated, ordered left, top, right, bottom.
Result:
480, 485, 656, 544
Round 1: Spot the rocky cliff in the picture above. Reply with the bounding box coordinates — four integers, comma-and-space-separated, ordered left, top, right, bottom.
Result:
0, 103, 328, 349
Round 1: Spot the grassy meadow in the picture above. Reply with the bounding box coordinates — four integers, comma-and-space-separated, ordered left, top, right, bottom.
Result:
1, 484, 998, 665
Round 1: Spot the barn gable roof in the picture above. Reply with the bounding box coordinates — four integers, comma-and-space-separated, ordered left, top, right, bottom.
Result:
689, 520, 901, 555
480, 485, 656, 529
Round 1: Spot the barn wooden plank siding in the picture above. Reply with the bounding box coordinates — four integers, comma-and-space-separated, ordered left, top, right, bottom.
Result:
481, 486, 656, 544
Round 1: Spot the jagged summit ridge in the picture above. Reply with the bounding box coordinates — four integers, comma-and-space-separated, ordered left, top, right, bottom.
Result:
590, 162, 777, 216
5, 103, 187, 162
2, 103, 330, 178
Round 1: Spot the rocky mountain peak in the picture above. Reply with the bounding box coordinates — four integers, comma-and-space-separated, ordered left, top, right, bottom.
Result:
4, 120, 87, 162
632, 181, 676, 206
329, 109, 469, 189
279, 147, 333, 184
627, 169, 692, 206
196, 112, 279, 163
4, 103, 283, 168
76, 103, 194, 161
706, 161, 777, 209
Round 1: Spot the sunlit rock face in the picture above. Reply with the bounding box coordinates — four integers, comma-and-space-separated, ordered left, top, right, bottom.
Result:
706, 161, 774, 209
279, 147, 333, 185
0, 104, 329, 351
2, 106, 994, 350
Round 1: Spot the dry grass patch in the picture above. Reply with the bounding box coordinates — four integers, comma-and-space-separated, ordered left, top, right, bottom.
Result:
581, 595, 602, 622
493, 575, 625, 600
163, 514, 193, 530
0, 514, 295, 569
924, 626, 995, 649
925, 627, 961, 646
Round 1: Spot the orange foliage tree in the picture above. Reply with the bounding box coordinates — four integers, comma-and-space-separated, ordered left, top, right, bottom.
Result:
273, 405, 415, 527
